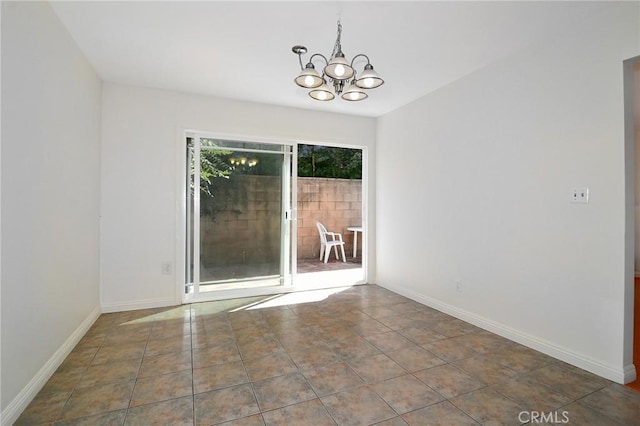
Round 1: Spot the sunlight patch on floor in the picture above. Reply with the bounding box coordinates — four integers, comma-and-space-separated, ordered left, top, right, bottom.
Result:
232, 286, 352, 311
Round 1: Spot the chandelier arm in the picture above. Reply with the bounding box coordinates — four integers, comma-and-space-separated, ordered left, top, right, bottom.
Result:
350, 54, 370, 68
309, 53, 329, 67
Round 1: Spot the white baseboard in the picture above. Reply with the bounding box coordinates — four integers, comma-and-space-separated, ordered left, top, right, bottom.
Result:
622, 363, 638, 384
1, 305, 101, 426
101, 296, 179, 313
379, 282, 632, 385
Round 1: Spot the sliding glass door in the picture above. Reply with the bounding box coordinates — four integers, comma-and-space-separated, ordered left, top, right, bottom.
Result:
185, 135, 294, 299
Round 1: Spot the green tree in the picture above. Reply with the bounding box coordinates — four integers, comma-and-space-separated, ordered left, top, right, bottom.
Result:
198, 149, 232, 196
298, 145, 362, 179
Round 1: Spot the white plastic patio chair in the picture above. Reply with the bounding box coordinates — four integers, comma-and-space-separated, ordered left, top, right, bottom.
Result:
316, 221, 347, 263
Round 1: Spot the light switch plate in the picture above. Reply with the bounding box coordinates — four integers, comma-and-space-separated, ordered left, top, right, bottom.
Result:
571, 187, 589, 203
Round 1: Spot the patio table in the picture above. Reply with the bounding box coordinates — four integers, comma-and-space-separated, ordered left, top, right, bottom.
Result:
347, 226, 363, 258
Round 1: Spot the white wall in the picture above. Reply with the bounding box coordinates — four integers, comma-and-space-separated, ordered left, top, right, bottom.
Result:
633, 62, 640, 272
1, 1, 102, 419
376, 3, 638, 383
100, 84, 376, 310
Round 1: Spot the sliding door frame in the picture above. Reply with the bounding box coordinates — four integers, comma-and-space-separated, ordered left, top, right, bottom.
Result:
180, 130, 296, 304
295, 141, 368, 287
176, 129, 368, 304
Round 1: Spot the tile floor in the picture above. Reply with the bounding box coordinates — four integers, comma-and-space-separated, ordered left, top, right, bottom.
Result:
16, 285, 640, 425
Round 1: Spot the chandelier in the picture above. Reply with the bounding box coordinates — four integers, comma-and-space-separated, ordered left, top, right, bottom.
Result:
292, 20, 384, 101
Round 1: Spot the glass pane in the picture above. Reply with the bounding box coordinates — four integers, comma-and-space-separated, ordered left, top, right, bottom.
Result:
198, 147, 284, 288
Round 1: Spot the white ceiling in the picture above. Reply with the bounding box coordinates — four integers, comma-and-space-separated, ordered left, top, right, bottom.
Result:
50, 1, 609, 118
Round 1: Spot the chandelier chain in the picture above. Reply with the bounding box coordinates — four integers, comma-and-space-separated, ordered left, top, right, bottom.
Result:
330, 19, 342, 60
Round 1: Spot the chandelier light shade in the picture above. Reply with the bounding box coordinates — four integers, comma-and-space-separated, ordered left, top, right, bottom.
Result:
355, 64, 384, 89
294, 62, 324, 88
341, 80, 368, 101
309, 82, 336, 101
292, 20, 384, 102
325, 53, 355, 80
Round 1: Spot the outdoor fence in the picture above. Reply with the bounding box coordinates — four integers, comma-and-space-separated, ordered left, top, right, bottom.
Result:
296, 177, 362, 260
199, 176, 362, 267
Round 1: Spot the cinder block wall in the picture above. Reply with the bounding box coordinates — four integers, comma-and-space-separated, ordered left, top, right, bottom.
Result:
297, 177, 362, 259
200, 175, 281, 267
200, 176, 362, 267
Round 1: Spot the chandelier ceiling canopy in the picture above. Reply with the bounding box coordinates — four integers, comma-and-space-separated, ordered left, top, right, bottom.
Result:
293, 20, 384, 102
